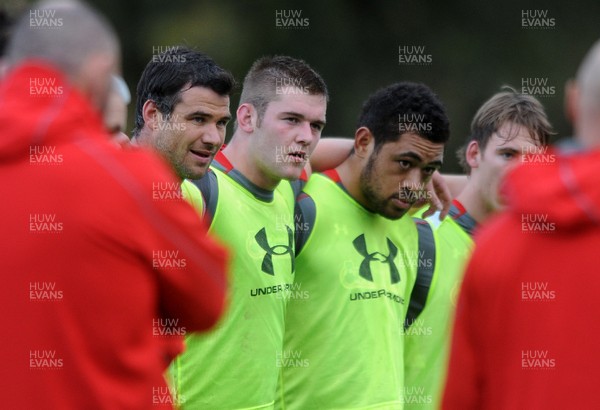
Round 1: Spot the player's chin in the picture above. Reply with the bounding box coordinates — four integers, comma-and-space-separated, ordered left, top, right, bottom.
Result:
382, 203, 409, 220
279, 163, 305, 181
186, 163, 210, 180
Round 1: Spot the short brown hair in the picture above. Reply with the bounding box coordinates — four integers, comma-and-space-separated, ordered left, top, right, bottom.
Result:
239, 55, 328, 126
457, 87, 555, 173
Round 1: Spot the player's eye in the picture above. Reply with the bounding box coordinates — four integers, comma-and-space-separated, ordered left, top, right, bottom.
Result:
422, 166, 436, 176
310, 123, 323, 132
398, 160, 411, 169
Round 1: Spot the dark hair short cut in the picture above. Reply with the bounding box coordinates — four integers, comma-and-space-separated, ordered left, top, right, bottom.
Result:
239, 55, 328, 125
133, 46, 235, 136
357, 82, 450, 152
457, 87, 555, 173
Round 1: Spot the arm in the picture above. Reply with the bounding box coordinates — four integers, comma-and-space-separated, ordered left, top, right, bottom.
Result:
309, 137, 353, 172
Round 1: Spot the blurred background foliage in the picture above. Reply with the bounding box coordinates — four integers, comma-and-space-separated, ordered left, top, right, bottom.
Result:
3, 0, 600, 171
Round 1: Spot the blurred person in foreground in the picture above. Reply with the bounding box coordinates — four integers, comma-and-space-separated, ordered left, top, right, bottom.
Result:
0, 1, 228, 408
443, 39, 600, 409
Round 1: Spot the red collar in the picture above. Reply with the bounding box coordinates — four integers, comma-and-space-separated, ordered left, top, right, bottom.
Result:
452, 199, 467, 218
322, 168, 342, 183
214, 148, 234, 172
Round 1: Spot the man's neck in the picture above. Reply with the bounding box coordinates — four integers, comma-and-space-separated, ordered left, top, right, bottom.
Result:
222, 134, 280, 191
130, 129, 149, 147
335, 155, 369, 208
455, 183, 490, 224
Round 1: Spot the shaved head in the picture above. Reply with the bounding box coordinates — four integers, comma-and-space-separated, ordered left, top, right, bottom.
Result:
6, 0, 119, 112
7, 1, 118, 72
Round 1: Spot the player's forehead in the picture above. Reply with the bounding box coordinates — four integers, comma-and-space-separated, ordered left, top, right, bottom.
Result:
175, 85, 230, 115
382, 132, 444, 162
488, 121, 540, 151
265, 92, 327, 121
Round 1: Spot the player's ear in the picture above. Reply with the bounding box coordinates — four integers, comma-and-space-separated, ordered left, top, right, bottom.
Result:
142, 99, 160, 130
465, 140, 481, 169
237, 103, 256, 133
353, 127, 374, 158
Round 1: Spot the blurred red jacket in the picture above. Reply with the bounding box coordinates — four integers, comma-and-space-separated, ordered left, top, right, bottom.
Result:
0, 62, 229, 409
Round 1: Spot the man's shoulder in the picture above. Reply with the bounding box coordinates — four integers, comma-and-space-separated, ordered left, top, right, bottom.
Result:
435, 216, 472, 242
77, 139, 181, 197
302, 171, 341, 195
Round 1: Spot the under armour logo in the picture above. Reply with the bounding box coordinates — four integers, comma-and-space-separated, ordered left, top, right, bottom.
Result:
255, 226, 294, 276
352, 234, 400, 284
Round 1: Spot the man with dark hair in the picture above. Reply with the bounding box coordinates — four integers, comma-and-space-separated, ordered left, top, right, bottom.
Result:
443, 40, 600, 410
403, 88, 553, 409
1, 2, 228, 408
132, 46, 235, 214
170, 55, 327, 409
277, 82, 450, 409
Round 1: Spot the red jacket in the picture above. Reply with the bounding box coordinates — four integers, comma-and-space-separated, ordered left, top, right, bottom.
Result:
443, 147, 600, 409
0, 62, 229, 409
